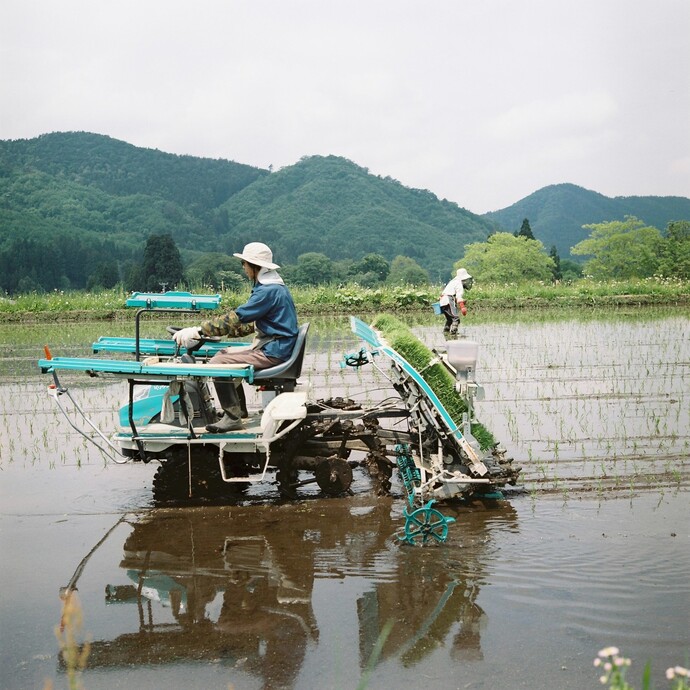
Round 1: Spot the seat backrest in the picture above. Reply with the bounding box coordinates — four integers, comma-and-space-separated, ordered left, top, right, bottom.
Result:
254, 322, 310, 387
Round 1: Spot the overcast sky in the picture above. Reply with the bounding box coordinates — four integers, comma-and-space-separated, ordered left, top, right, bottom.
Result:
1, 0, 688, 214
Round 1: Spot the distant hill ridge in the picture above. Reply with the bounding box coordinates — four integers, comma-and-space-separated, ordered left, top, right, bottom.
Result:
0, 132, 495, 282
483, 183, 690, 258
1, 132, 688, 292
0, 131, 268, 211
216, 154, 494, 277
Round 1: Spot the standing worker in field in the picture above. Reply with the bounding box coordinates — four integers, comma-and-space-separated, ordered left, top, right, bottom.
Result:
439, 268, 472, 335
173, 242, 299, 432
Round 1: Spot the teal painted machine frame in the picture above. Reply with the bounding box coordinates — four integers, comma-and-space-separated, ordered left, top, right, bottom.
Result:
38, 291, 252, 461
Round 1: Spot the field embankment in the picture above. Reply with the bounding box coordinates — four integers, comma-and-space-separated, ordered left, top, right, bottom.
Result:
0, 278, 688, 323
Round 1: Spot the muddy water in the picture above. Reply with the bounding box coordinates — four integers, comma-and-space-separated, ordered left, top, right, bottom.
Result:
1, 311, 689, 690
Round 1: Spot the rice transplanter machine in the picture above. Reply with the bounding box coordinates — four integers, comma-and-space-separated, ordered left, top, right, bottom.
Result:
38, 292, 520, 544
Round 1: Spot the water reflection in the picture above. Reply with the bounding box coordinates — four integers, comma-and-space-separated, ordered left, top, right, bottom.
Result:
3, 315, 689, 690
70, 498, 517, 686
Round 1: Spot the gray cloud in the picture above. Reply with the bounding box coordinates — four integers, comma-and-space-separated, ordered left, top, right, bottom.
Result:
1, 0, 688, 213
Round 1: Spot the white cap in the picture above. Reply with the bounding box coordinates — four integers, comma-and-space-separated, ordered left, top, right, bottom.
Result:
233, 242, 280, 270
456, 268, 472, 280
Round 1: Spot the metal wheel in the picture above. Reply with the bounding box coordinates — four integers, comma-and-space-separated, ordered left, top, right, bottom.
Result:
400, 500, 455, 545
365, 450, 393, 496
152, 447, 247, 504
314, 456, 353, 496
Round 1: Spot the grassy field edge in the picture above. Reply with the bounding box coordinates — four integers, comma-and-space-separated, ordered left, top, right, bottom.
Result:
1, 279, 688, 323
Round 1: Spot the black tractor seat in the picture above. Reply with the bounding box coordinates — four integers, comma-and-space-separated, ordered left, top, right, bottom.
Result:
253, 322, 310, 392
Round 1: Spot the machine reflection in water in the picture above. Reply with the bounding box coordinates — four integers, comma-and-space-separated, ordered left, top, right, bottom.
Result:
65, 497, 518, 685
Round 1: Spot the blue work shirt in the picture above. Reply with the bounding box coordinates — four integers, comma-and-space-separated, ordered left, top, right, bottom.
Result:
235, 282, 298, 361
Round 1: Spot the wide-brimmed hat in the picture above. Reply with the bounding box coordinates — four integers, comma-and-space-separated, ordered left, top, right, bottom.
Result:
233, 242, 280, 270
456, 268, 472, 280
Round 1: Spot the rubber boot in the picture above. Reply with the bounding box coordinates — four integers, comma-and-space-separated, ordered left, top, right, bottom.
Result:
237, 384, 249, 418
206, 381, 243, 432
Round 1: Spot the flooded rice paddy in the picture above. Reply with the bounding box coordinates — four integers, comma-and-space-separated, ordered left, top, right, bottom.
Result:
1, 309, 689, 689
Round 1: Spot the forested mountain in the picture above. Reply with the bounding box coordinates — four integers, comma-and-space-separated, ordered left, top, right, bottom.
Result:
1, 131, 267, 211
214, 154, 493, 281
0, 132, 494, 291
2, 133, 688, 294
483, 183, 690, 259
0, 132, 268, 293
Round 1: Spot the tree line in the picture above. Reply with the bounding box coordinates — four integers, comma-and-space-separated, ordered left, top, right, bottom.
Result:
455, 216, 689, 284
3, 216, 686, 297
